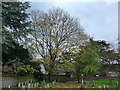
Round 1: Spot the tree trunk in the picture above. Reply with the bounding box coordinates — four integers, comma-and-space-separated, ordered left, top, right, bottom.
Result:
48, 72, 51, 82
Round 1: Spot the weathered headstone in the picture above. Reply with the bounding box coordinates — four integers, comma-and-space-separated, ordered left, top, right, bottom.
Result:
25, 81, 27, 86
103, 85, 106, 90
98, 85, 101, 88
28, 82, 31, 88
34, 83, 36, 88
80, 84, 85, 90
18, 82, 21, 87
22, 84, 25, 90
116, 82, 119, 87
31, 83, 34, 88
8, 85, 10, 88
36, 82, 39, 87
52, 81, 55, 85
30, 79, 33, 83
47, 83, 50, 88
92, 80, 95, 86
21, 82, 23, 88
82, 79, 84, 85
106, 85, 109, 89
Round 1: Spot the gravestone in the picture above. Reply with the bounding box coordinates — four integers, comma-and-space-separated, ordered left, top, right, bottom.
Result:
36, 82, 39, 87
25, 81, 27, 86
34, 83, 36, 88
52, 81, 55, 85
106, 85, 109, 89
82, 79, 84, 85
8, 85, 10, 88
98, 85, 101, 89
30, 79, 33, 83
21, 82, 23, 88
31, 83, 34, 88
103, 85, 106, 90
80, 84, 85, 90
47, 83, 50, 88
92, 80, 95, 86
18, 82, 21, 87
22, 84, 25, 90
116, 82, 119, 87
28, 82, 31, 88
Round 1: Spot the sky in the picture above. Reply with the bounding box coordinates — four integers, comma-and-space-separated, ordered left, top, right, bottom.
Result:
28, 1, 118, 44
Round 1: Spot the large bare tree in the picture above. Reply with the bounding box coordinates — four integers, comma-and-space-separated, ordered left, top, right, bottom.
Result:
25, 8, 88, 80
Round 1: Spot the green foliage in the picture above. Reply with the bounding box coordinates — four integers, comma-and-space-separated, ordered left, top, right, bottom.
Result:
2, 2, 31, 56
2, 2, 31, 39
96, 40, 120, 75
2, 41, 31, 65
74, 39, 100, 75
15, 65, 39, 75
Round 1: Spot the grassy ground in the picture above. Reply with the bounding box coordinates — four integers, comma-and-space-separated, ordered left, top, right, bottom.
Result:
52, 81, 81, 88
51, 80, 120, 89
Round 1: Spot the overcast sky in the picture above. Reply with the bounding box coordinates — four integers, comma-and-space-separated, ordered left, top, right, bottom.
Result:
29, 2, 118, 43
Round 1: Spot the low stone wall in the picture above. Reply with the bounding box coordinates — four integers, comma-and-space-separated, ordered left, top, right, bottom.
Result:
2, 78, 18, 88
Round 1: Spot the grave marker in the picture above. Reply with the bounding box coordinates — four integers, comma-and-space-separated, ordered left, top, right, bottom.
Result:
8, 85, 10, 88
116, 82, 119, 87
18, 82, 21, 87
28, 82, 31, 88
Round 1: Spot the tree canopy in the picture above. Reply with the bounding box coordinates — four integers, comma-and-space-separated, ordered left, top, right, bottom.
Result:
24, 8, 88, 80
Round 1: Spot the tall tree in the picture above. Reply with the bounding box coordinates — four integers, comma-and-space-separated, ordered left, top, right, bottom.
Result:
25, 8, 88, 81
2, 2, 33, 70
96, 40, 119, 75
74, 39, 100, 82
2, 2, 31, 52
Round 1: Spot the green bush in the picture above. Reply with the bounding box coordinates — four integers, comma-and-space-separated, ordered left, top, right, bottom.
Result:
15, 65, 39, 75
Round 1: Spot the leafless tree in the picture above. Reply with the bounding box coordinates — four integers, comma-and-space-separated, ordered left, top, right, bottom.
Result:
25, 8, 88, 80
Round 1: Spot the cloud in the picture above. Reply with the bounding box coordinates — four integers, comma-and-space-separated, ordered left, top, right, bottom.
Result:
29, 2, 118, 42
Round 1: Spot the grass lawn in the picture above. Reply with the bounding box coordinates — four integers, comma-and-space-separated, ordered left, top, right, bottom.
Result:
52, 80, 120, 89
52, 81, 81, 88
83, 80, 120, 88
